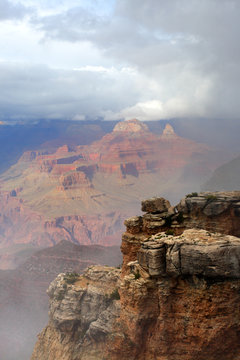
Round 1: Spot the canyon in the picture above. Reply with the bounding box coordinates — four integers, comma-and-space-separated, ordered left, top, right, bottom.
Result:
0, 119, 235, 359
32, 191, 240, 360
0, 119, 221, 254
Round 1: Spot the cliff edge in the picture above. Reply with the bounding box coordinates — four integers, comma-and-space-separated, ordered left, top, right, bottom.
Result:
31, 191, 240, 360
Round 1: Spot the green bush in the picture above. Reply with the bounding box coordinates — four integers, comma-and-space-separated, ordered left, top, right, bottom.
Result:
109, 288, 120, 300
134, 270, 141, 279
186, 192, 198, 198
64, 272, 79, 284
204, 194, 217, 202
165, 229, 174, 236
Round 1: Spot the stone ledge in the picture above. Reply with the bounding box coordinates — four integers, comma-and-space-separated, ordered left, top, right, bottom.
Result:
137, 229, 240, 278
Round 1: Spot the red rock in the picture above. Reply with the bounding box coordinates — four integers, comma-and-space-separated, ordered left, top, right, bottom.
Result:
0, 120, 222, 252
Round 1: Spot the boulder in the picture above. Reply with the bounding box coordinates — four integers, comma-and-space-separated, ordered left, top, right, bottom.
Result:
141, 197, 171, 213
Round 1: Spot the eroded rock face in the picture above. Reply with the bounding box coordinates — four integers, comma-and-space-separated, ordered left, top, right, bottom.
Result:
31, 192, 240, 360
138, 229, 240, 278
178, 191, 240, 237
31, 266, 121, 360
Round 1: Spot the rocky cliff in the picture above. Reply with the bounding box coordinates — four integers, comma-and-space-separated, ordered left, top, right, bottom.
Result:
32, 191, 240, 360
0, 241, 122, 360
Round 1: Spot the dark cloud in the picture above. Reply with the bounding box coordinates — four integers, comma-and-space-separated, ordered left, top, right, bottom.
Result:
0, 0, 31, 20
28, 0, 240, 120
1, 0, 240, 121
0, 62, 142, 121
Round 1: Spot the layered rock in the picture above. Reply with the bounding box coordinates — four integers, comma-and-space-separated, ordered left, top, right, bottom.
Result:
138, 229, 240, 278
31, 266, 121, 360
177, 191, 240, 237
32, 191, 240, 360
0, 119, 220, 249
0, 192, 125, 248
122, 191, 240, 274
113, 118, 149, 133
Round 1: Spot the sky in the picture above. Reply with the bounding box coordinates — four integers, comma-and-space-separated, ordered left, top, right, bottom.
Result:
0, 0, 239, 122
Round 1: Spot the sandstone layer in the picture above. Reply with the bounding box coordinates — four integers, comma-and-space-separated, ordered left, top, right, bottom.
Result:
0, 120, 220, 249
32, 191, 240, 360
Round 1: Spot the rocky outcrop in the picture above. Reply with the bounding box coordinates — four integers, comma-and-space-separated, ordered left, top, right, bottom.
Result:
0, 242, 122, 360
59, 172, 93, 190
31, 266, 121, 360
32, 191, 240, 360
138, 229, 240, 278
122, 191, 240, 274
177, 191, 240, 237
138, 191, 240, 236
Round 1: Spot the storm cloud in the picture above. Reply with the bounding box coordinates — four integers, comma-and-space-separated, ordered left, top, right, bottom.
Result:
0, 63, 144, 121
0, 0, 240, 121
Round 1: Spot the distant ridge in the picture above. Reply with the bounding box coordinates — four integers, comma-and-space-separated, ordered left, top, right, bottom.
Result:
203, 155, 240, 191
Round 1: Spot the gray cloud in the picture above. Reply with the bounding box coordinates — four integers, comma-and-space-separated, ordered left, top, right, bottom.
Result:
1, 0, 240, 121
0, 0, 31, 20
0, 62, 143, 121
27, 0, 240, 120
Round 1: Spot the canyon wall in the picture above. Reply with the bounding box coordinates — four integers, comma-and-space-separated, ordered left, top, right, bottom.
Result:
32, 191, 240, 360
0, 120, 222, 251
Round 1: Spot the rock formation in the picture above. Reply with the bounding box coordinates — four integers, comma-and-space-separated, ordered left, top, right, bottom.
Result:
0, 241, 122, 360
113, 118, 149, 133
0, 120, 221, 250
32, 191, 240, 360
162, 123, 176, 138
